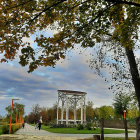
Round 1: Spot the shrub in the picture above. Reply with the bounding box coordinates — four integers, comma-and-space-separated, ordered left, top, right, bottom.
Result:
50, 124, 67, 128
11, 124, 21, 134
50, 124, 75, 128
77, 124, 84, 130
86, 122, 92, 130
2, 124, 21, 134
2, 125, 9, 134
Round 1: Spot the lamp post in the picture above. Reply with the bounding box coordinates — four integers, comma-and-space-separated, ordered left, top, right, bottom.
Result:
9, 98, 19, 134
19, 112, 21, 123
99, 112, 100, 120
123, 110, 126, 119
16, 108, 18, 124
18, 108, 23, 123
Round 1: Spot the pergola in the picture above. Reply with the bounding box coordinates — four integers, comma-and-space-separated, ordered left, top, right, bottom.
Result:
57, 90, 87, 125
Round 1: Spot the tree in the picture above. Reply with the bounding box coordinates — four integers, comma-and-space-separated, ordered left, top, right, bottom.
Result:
0, 0, 140, 137
113, 94, 131, 140
39, 107, 48, 125
0, 0, 139, 104
113, 94, 131, 118
26, 112, 35, 124
29, 104, 41, 123
99, 105, 114, 120
86, 101, 94, 122
128, 92, 139, 119
5, 103, 25, 123
47, 104, 57, 123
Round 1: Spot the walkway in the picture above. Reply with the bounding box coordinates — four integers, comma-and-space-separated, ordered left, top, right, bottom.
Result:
0, 123, 136, 140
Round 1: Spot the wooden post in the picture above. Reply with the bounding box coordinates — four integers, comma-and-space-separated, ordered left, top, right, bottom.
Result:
100, 118, 104, 140
124, 119, 128, 140
93, 135, 100, 140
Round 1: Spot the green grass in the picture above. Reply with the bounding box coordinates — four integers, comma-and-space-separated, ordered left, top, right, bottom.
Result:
104, 138, 135, 140
41, 125, 134, 134
80, 138, 135, 140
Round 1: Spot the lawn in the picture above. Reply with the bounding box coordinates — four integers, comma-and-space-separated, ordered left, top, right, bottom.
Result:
80, 138, 135, 140
41, 125, 134, 134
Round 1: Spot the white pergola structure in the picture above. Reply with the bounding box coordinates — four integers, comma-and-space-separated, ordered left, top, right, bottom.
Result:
57, 90, 87, 125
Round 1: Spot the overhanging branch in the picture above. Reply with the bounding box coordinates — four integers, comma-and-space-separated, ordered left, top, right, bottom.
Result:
29, 0, 66, 24
104, 0, 140, 7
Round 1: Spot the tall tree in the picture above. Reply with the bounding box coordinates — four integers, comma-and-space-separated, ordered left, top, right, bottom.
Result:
0, 0, 140, 137
31, 104, 41, 123
86, 101, 94, 122
39, 107, 48, 125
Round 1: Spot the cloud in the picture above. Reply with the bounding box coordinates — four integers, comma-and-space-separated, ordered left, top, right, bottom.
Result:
0, 48, 112, 116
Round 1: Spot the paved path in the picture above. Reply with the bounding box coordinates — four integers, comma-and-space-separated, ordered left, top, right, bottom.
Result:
0, 123, 136, 140
15, 123, 53, 136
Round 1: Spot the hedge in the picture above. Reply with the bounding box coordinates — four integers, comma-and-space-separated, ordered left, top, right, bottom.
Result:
2, 123, 21, 134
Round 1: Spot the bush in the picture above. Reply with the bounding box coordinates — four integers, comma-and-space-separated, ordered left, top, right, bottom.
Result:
50, 124, 67, 128
86, 122, 92, 130
2, 124, 21, 134
2, 125, 9, 134
11, 124, 21, 134
77, 124, 84, 130
50, 124, 76, 128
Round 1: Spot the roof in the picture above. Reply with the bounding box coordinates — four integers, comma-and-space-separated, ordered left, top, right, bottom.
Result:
58, 90, 87, 95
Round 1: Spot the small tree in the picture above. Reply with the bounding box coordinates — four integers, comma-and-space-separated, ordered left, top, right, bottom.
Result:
86, 101, 94, 122
31, 104, 41, 123
99, 106, 114, 120
113, 93, 131, 140
5, 103, 25, 123
113, 93, 131, 118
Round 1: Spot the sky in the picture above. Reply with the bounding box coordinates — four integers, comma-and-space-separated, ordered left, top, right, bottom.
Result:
0, 45, 114, 116
2, 26, 140, 117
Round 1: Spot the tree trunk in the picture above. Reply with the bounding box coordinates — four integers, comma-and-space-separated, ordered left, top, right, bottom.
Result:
124, 119, 128, 140
93, 135, 100, 140
100, 118, 104, 140
136, 117, 140, 140
125, 47, 140, 108
125, 47, 140, 139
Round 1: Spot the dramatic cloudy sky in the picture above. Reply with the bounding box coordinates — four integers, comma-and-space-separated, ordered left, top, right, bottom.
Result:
0, 44, 114, 116
1, 29, 140, 117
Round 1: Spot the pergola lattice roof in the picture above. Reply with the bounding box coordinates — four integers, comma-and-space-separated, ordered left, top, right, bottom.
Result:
58, 90, 87, 95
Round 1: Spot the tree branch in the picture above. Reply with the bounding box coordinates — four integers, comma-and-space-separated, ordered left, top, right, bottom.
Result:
104, 0, 140, 7
72, 3, 117, 37
6, 0, 34, 10
50, 3, 117, 45
29, 0, 66, 24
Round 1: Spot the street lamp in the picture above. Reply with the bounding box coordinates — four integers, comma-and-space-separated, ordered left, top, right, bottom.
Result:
9, 98, 19, 134
99, 112, 101, 120
123, 110, 126, 119
18, 108, 24, 123
16, 108, 18, 124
